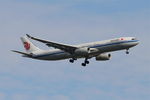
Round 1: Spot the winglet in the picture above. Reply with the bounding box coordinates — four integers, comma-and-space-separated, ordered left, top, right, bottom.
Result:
26, 34, 36, 40
26, 34, 31, 38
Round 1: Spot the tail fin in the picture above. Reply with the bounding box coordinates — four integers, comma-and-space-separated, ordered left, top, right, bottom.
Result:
21, 36, 41, 53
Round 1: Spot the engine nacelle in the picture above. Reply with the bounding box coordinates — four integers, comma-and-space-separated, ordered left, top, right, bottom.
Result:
96, 53, 111, 61
75, 47, 90, 56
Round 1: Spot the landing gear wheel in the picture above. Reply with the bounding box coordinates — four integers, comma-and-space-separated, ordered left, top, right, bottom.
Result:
85, 60, 89, 64
126, 51, 129, 54
69, 59, 74, 63
82, 63, 86, 67
126, 49, 129, 54
82, 58, 90, 66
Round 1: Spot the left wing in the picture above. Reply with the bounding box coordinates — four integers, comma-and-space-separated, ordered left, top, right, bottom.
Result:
26, 34, 77, 54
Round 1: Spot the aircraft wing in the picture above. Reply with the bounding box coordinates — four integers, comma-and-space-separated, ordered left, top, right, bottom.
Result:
26, 34, 77, 54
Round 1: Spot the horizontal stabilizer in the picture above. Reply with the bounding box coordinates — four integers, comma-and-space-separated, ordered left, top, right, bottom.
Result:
11, 50, 32, 57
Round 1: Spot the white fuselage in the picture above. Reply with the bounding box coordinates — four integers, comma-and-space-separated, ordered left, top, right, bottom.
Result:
31, 37, 139, 60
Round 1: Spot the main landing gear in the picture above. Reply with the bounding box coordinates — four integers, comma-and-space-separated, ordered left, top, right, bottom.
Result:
69, 58, 90, 67
81, 58, 89, 67
69, 58, 77, 63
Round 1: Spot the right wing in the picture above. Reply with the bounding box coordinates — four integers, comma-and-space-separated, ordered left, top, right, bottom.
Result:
26, 34, 78, 54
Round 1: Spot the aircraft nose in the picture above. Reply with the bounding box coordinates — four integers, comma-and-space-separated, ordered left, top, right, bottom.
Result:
133, 40, 139, 46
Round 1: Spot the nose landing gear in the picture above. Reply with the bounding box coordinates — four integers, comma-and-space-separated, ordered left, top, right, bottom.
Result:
126, 49, 129, 54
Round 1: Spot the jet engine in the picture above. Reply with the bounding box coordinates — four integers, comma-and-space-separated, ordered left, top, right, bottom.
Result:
74, 47, 90, 56
95, 53, 111, 61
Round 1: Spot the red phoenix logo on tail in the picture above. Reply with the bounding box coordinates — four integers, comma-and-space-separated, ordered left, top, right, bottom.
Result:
24, 42, 30, 50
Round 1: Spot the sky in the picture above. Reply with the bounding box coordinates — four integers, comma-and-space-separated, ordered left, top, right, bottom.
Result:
0, 0, 150, 100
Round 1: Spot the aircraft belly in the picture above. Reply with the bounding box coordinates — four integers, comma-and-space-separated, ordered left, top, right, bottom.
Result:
36, 53, 71, 60
97, 43, 132, 53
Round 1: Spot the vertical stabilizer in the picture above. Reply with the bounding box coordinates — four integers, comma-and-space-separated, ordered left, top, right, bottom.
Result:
21, 37, 41, 53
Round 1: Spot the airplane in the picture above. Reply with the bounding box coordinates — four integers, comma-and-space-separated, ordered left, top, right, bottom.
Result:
12, 34, 139, 66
